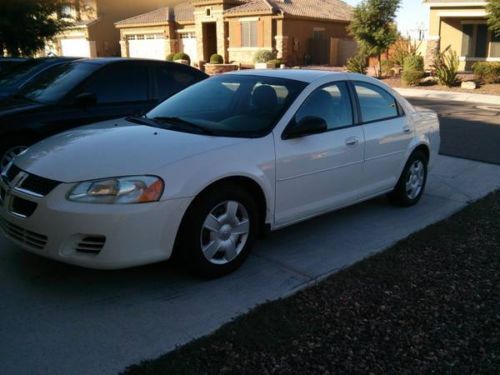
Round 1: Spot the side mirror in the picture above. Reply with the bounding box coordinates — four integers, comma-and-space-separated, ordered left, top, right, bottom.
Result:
283, 116, 328, 140
74, 92, 97, 108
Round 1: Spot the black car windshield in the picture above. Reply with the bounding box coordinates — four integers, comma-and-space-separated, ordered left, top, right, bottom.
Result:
16, 62, 97, 104
146, 74, 307, 138
0, 59, 46, 88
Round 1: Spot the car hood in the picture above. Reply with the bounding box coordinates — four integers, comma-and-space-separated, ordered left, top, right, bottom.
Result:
15, 118, 247, 182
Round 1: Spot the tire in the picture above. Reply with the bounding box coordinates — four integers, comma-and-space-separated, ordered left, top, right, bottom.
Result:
176, 184, 259, 278
388, 150, 428, 207
0, 135, 37, 172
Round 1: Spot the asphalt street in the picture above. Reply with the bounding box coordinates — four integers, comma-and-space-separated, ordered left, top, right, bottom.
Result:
410, 98, 500, 165
0, 98, 499, 375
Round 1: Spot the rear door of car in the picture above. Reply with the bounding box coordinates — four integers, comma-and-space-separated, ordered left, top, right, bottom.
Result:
351, 81, 413, 197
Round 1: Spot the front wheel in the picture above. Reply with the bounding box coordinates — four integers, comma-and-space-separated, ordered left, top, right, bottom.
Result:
388, 150, 428, 207
176, 185, 258, 278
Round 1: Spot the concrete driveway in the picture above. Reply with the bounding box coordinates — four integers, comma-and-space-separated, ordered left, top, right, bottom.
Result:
1, 99, 500, 375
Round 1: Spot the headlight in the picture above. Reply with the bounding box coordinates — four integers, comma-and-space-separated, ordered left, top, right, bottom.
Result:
68, 176, 164, 204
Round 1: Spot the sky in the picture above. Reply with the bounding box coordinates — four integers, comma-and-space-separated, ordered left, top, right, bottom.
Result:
343, 0, 429, 38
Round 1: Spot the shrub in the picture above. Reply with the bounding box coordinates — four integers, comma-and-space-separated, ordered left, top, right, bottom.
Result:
402, 54, 425, 86
390, 38, 422, 68
346, 54, 367, 74
268, 59, 283, 68
473, 61, 500, 84
432, 46, 459, 87
209, 54, 224, 64
166, 53, 175, 62
173, 52, 191, 64
254, 50, 276, 63
381, 59, 395, 77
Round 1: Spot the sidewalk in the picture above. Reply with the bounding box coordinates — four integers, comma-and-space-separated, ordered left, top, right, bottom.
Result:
394, 87, 500, 105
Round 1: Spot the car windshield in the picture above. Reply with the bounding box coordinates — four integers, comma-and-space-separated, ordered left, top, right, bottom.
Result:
16, 62, 97, 104
145, 74, 307, 138
0, 59, 46, 88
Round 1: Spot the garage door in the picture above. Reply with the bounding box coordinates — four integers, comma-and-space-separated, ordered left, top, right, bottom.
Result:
128, 34, 166, 60
60, 38, 91, 57
180, 32, 198, 64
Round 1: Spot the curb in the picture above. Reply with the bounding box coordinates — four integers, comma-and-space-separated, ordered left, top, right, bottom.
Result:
394, 88, 500, 105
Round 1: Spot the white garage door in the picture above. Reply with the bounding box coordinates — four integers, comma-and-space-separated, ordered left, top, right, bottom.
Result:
128, 34, 166, 60
180, 32, 198, 64
60, 38, 91, 57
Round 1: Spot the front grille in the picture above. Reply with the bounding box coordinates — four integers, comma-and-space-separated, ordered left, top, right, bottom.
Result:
4, 164, 21, 183
0, 218, 48, 250
2, 164, 60, 197
10, 197, 37, 218
75, 236, 106, 254
18, 173, 60, 197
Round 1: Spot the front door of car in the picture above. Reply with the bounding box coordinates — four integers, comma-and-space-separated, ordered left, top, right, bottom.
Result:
43, 62, 155, 135
274, 82, 365, 226
352, 82, 413, 196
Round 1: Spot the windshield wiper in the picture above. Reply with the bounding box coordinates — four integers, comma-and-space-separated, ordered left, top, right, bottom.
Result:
126, 115, 157, 126
151, 116, 215, 136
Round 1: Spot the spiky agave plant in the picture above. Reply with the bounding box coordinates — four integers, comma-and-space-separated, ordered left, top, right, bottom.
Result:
433, 46, 459, 87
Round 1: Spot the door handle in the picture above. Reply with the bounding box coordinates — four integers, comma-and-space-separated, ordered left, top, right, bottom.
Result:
402, 126, 412, 133
345, 137, 359, 146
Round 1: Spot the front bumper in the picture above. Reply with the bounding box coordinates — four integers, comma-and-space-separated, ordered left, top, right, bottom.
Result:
0, 176, 191, 269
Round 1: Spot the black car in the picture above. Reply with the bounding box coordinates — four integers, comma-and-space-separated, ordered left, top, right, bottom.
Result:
0, 58, 29, 74
0, 57, 80, 101
0, 58, 208, 170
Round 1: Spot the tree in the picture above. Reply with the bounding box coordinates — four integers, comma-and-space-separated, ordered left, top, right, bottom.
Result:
348, 0, 401, 77
487, 0, 500, 37
0, 0, 72, 57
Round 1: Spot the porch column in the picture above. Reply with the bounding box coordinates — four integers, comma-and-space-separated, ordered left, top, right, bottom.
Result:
119, 39, 128, 57
425, 36, 440, 69
275, 35, 289, 64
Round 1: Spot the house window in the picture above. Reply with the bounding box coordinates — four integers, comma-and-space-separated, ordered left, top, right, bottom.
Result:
241, 21, 257, 47
461, 23, 488, 58
60, 4, 76, 19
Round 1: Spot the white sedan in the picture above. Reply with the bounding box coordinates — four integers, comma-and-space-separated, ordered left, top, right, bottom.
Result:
0, 70, 440, 277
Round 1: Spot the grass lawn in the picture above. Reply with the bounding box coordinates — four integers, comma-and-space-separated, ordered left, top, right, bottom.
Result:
125, 191, 500, 374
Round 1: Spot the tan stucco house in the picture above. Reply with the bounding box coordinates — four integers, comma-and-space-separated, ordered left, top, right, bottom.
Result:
46, 0, 173, 58
115, 0, 356, 66
425, 0, 500, 71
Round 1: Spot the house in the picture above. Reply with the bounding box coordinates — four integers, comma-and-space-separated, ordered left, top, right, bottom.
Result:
115, 0, 357, 66
46, 0, 172, 58
425, 0, 500, 71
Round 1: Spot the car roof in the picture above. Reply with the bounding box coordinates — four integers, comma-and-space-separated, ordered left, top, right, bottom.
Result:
226, 69, 346, 83
79, 57, 179, 66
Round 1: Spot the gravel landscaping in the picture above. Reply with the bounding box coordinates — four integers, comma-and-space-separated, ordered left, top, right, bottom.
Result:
125, 191, 500, 374
383, 77, 500, 96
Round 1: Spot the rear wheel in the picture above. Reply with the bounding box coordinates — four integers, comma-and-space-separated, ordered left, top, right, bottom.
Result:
176, 185, 258, 278
388, 150, 428, 207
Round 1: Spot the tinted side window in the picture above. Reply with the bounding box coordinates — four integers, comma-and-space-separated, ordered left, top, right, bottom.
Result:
82, 63, 149, 103
354, 83, 399, 123
295, 82, 353, 130
156, 65, 200, 100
